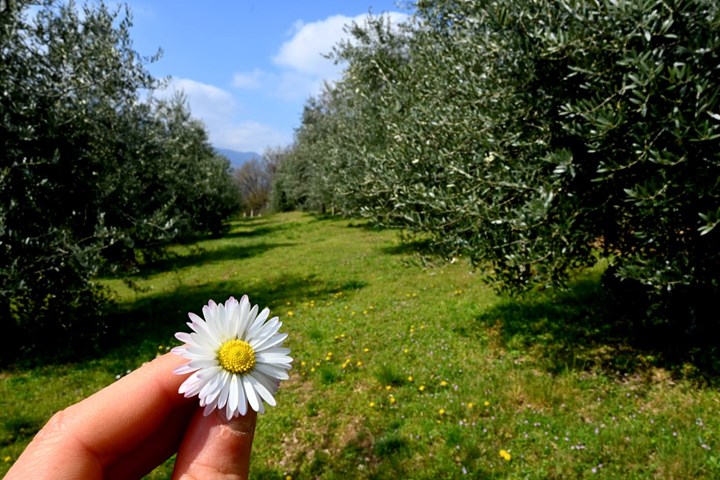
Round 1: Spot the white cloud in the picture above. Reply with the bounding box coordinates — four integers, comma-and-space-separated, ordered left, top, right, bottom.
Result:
233, 11, 409, 101
213, 121, 292, 153
273, 15, 352, 78
232, 69, 275, 90
162, 78, 236, 123
156, 78, 288, 152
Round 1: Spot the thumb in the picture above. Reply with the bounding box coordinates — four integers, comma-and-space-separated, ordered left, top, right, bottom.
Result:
171, 408, 257, 480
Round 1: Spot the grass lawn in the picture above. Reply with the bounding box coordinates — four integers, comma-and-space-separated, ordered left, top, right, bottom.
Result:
1, 212, 719, 478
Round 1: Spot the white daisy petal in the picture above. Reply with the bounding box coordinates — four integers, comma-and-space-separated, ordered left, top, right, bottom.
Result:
252, 369, 281, 394
248, 320, 281, 347
228, 374, 239, 414
236, 375, 248, 416
173, 363, 197, 375
253, 308, 270, 331
238, 304, 257, 340
187, 312, 204, 326
242, 375, 260, 412
171, 346, 187, 355
225, 298, 240, 337
248, 374, 277, 406
217, 371, 231, 409
174, 332, 193, 344
188, 316, 220, 345
202, 301, 216, 322
254, 362, 291, 380
206, 303, 226, 337
247, 314, 278, 340
187, 358, 218, 371
198, 366, 223, 401
179, 351, 215, 361
237, 296, 251, 333
251, 332, 288, 352
179, 371, 205, 397
247, 304, 259, 328
258, 346, 291, 356
255, 352, 293, 365
253, 318, 282, 341
185, 344, 213, 356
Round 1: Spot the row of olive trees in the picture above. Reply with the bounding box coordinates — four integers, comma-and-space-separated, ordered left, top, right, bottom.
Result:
0, 0, 239, 359
275, 0, 720, 337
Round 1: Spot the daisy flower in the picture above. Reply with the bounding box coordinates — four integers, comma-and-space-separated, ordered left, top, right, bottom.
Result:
172, 295, 292, 419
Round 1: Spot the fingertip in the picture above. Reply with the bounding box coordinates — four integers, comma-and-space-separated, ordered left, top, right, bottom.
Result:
225, 409, 257, 438
172, 407, 257, 479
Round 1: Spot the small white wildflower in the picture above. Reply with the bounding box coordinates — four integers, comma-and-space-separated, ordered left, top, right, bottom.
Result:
172, 295, 292, 419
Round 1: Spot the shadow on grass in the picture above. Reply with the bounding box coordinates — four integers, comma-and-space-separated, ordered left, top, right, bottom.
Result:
0, 414, 43, 448
100, 274, 368, 363
223, 224, 288, 239
128, 241, 295, 278
465, 277, 720, 382
380, 238, 435, 257
222, 216, 304, 240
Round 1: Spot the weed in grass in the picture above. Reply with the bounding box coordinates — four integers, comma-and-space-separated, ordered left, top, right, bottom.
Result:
375, 364, 405, 387
374, 431, 409, 457
308, 327, 325, 342
318, 364, 341, 386
0, 415, 42, 446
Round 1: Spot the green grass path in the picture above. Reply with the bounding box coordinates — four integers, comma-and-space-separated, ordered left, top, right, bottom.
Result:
2, 212, 719, 478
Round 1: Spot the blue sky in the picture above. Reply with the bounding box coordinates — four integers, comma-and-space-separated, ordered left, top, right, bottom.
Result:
124, 1, 410, 153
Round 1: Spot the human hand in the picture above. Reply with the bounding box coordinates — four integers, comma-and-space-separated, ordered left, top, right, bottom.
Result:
5, 353, 256, 479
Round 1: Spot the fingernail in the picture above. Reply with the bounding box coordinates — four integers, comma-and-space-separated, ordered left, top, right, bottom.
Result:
219, 409, 257, 437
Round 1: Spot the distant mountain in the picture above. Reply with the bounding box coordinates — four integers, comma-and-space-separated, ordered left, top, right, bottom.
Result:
215, 148, 262, 170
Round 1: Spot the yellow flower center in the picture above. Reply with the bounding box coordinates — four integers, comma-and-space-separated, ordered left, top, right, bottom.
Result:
217, 339, 256, 374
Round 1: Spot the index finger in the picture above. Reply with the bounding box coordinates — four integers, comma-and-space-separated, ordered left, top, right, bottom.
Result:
7, 353, 196, 479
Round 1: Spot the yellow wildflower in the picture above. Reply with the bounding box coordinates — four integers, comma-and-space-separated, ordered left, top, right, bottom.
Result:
499, 449, 512, 461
